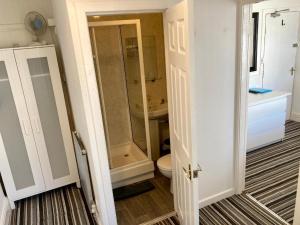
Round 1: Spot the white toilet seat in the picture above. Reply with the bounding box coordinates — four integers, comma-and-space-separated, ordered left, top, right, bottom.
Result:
157, 154, 173, 193
157, 154, 172, 178
157, 154, 171, 170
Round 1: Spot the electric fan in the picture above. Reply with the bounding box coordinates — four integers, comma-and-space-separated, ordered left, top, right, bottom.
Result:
24, 11, 48, 46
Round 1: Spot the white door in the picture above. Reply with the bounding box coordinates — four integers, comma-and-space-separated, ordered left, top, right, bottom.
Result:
164, 1, 199, 224
263, 12, 300, 118
13, 47, 79, 191
0, 49, 45, 202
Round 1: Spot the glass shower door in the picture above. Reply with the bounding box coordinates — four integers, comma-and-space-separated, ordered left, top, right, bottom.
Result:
120, 23, 151, 157
89, 21, 151, 165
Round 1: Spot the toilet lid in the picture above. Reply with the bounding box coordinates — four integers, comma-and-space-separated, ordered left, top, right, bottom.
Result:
157, 154, 172, 171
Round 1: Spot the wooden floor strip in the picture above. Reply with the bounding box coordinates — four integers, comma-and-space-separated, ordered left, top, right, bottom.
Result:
139, 212, 178, 225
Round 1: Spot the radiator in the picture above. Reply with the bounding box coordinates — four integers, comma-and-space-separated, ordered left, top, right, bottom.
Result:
72, 131, 97, 215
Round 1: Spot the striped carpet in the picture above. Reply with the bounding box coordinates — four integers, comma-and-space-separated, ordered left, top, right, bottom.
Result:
9, 185, 93, 225
199, 194, 288, 225
9, 122, 300, 225
143, 194, 288, 225
245, 121, 300, 224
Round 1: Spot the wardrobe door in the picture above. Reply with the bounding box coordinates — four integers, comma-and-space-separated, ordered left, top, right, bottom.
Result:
14, 47, 79, 191
0, 50, 45, 202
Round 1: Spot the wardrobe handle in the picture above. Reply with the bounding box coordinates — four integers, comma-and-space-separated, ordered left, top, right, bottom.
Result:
21, 120, 29, 136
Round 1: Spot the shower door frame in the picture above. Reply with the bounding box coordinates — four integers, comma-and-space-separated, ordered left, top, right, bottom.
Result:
88, 19, 152, 161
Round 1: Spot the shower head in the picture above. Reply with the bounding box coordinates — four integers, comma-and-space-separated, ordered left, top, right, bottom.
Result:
270, 9, 290, 18
270, 12, 281, 18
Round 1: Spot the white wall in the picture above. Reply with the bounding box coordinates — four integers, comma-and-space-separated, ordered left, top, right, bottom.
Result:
193, 0, 237, 207
0, 0, 54, 48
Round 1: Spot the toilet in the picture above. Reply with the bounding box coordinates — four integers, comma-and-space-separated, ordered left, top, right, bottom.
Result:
157, 154, 173, 193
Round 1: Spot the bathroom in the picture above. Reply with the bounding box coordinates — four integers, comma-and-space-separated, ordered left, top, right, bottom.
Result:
88, 13, 174, 224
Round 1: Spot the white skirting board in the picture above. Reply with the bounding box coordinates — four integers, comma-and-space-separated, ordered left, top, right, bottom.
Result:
0, 198, 10, 225
291, 112, 300, 122
198, 188, 235, 208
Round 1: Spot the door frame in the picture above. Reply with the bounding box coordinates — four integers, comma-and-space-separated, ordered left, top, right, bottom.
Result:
88, 19, 152, 160
235, 0, 300, 193
234, 1, 252, 194
73, 1, 195, 224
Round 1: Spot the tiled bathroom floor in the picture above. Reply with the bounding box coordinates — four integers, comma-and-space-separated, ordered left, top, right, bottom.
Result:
114, 170, 174, 225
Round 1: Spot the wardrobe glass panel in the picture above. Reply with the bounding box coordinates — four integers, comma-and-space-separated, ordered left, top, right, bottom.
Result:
27, 57, 70, 179
0, 61, 35, 190
120, 24, 148, 155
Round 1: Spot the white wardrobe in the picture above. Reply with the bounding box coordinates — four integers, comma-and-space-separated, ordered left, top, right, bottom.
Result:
0, 45, 79, 208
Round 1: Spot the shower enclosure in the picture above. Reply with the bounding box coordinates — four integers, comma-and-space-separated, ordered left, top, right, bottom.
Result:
89, 20, 154, 188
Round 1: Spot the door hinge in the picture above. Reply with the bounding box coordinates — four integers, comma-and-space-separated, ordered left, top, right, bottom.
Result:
90, 201, 97, 214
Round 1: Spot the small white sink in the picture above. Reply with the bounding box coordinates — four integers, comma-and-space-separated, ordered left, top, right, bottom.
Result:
148, 103, 168, 120
129, 103, 168, 120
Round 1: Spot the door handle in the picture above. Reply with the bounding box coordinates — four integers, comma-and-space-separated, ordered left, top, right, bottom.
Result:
183, 164, 203, 180
290, 67, 296, 76
193, 164, 202, 178
183, 165, 192, 180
